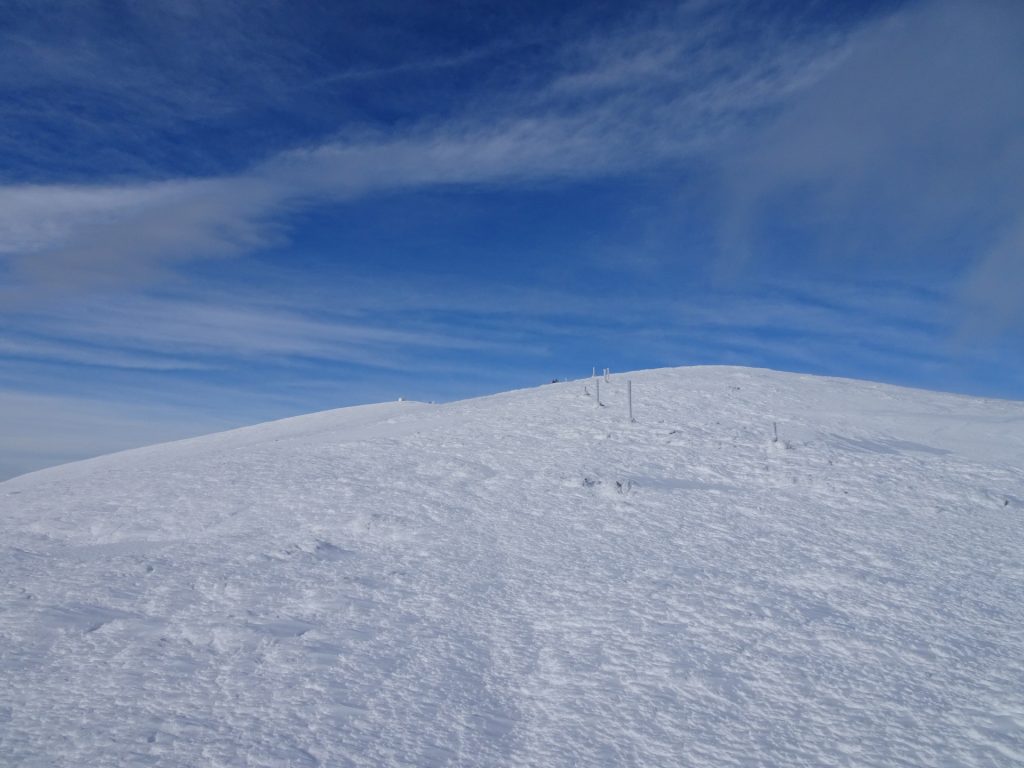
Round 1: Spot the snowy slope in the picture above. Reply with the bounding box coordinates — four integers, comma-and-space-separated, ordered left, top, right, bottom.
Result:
2, 366, 1023, 767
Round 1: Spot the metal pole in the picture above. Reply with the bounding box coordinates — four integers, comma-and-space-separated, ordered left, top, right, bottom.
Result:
628, 380, 633, 422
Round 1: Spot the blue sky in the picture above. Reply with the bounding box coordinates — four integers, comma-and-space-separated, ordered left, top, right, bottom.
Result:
2, 0, 1023, 479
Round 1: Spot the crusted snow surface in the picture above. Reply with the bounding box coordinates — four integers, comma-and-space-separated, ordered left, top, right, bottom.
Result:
2, 365, 1023, 767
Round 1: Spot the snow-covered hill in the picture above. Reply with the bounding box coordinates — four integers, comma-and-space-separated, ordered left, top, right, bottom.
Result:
2, 366, 1023, 767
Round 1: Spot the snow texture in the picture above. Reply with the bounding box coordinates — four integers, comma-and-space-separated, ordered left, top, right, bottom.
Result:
2, 366, 1023, 766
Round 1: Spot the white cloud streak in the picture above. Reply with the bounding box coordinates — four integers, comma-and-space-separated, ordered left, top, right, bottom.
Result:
0, 1, 850, 298
1, 0, 1020, 397
716, 0, 1024, 328
4, 0, 1020, 328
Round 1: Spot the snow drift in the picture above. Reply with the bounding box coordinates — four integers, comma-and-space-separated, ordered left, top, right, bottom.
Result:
2, 366, 1022, 766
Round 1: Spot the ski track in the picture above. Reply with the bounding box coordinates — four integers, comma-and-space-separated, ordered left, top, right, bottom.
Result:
1, 366, 1022, 766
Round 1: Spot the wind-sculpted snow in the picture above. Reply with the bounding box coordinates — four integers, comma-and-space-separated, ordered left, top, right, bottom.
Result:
2, 367, 1022, 766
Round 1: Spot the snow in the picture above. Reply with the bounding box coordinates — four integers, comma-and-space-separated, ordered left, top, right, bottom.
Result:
1, 365, 1022, 766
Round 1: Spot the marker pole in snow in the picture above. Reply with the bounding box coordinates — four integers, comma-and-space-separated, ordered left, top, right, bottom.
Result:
596, 379, 601, 406
628, 380, 634, 422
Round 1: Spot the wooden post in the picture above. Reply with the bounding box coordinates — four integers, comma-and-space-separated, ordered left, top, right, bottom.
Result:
596, 379, 601, 406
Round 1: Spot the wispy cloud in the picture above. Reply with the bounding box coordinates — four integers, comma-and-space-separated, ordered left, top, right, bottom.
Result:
4, 284, 552, 374
7, 0, 1019, 330
715, 0, 1024, 329
0, 1, 852, 297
